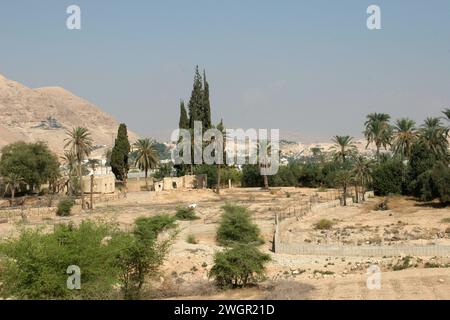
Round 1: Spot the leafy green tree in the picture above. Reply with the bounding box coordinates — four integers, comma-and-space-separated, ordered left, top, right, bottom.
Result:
364, 113, 392, 158
209, 244, 270, 288
216, 204, 263, 246
133, 139, 159, 190
372, 159, 405, 196
392, 118, 416, 160
241, 164, 263, 187
0, 141, 60, 194
64, 127, 94, 209
111, 124, 131, 187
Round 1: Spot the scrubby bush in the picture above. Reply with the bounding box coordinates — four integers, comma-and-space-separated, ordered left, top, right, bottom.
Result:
0, 221, 121, 299
175, 207, 198, 221
209, 244, 270, 288
0, 216, 176, 300
113, 215, 177, 300
216, 204, 263, 246
313, 219, 334, 230
56, 197, 75, 216
186, 234, 198, 244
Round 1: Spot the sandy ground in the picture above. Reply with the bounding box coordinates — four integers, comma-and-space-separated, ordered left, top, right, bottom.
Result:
1, 188, 450, 300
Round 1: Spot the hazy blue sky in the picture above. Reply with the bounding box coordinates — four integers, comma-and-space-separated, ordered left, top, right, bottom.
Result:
1, 1, 449, 142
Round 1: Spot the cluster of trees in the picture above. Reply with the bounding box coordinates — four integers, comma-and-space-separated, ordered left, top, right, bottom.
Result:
241, 110, 450, 205
0, 122, 161, 208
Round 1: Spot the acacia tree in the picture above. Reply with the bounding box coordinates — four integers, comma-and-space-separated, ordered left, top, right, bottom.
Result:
64, 127, 93, 209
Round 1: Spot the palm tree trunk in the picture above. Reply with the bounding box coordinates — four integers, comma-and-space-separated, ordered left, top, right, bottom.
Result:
354, 183, 359, 203
145, 169, 149, 191
343, 183, 347, 206
79, 162, 85, 209
11, 188, 15, 206
216, 164, 221, 194
90, 175, 94, 211
263, 175, 269, 190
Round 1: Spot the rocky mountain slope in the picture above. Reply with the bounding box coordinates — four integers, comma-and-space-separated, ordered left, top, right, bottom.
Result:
0, 74, 138, 156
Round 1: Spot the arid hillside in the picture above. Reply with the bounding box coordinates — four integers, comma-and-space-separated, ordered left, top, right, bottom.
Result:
0, 74, 138, 155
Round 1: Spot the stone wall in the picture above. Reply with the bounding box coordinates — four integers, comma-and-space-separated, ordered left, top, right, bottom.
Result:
82, 174, 115, 194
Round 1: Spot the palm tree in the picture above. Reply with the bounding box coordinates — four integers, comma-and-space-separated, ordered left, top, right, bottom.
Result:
64, 127, 94, 209
87, 159, 100, 210
352, 155, 373, 202
331, 135, 356, 163
364, 113, 392, 158
418, 117, 449, 161
443, 108, 450, 124
3, 173, 23, 205
216, 120, 225, 194
258, 140, 272, 190
61, 150, 78, 196
334, 170, 353, 206
133, 139, 159, 190
392, 118, 416, 160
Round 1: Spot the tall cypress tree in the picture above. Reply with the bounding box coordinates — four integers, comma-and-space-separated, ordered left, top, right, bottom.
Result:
111, 123, 131, 186
179, 100, 189, 129
202, 70, 212, 130
188, 66, 204, 129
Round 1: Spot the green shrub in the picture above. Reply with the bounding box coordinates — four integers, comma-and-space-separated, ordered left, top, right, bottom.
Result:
56, 197, 75, 216
133, 215, 176, 241
314, 219, 334, 230
175, 207, 198, 221
216, 204, 263, 246
209, 244, 270, 288
0, 216, 176, 300
186, 234, 198, 244
0, 221, 121, 299
372, 159, 405, 196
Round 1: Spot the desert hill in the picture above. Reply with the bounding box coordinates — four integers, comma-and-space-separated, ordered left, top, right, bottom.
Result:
0, 74, 138, 156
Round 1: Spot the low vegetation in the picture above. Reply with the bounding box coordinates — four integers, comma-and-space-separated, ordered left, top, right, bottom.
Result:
56, 197, 75, 216
216, 204, 263, 246
0, 216, 176, 300
209, 244, 270, 288
175, 207, 199, 221
314, 219, 335, 230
